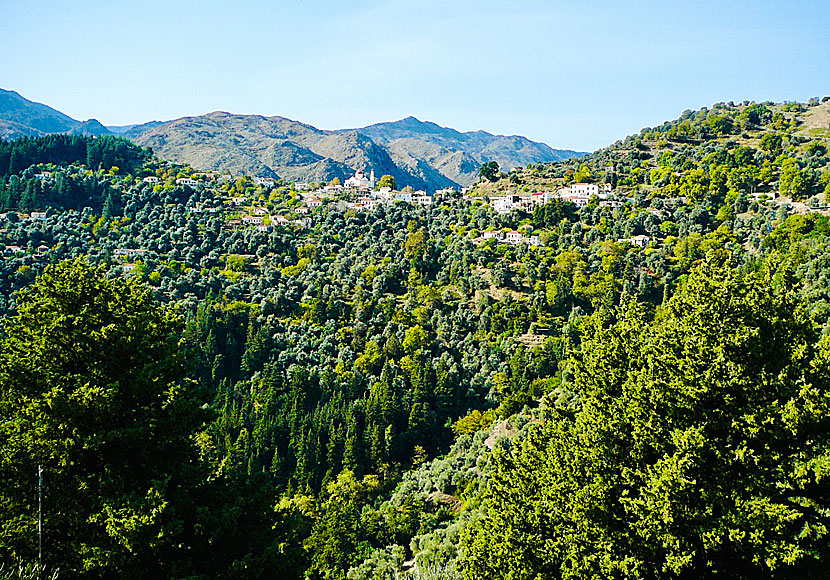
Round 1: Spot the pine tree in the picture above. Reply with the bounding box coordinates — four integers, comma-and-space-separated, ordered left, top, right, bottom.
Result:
461, 260, 830, 579
0, 259, 207, 577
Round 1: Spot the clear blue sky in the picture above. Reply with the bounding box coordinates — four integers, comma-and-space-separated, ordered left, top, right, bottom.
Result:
2, 0, 828, 151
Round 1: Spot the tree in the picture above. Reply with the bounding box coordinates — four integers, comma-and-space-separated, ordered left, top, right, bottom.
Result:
305, 470, 380, 580
759, 133, 783, 155
376, 175, 397, 191
478, 161, 500, 182
737, 103, 772, 127
705, 114, 735, 136
0, 259, 206, 577
779, 157, 809, 199
462, 260, 830, 579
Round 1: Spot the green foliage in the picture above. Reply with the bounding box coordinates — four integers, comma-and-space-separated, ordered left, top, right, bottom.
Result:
306, 471, 381, 580
452, 409, 498, 436
0, 259, 204, 577
738, 103, 773, 127
461, 260, 830, 579
347, 545, 405, 580
0, 135, 149, 177
282, 257, 310, 276
478, 161, 500, 182
705, 113, 735, 136
377, 175, 397, 191
760, 132, 784, 154
779, 157, 811, 199
1, 102, 830, 579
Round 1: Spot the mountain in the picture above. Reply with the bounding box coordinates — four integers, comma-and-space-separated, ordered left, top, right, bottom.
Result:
132, 112, 455, 190
131, 111, 417, 186
134, 113, 583, 190
0, 88, 584, 190
0, 88, 112, 139
107, 120, 166, 140
354, 116, 582, 185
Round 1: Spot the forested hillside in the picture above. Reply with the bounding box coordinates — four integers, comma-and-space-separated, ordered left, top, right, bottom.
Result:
1, 98, 830, 579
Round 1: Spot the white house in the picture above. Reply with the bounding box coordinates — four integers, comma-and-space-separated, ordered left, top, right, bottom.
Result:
413, 193, 433, 206
531, 192, 552, 206
254, 177, 278, 188
345, 169, 376, 190
519, 196, 535, 210
571, 183, 599, 197
482, 230, 504, 240
395, 192, 413, 203
242, 215, 265, 225
114, 248, 146, 257
559, 194, 590, 208
176, 177, 199, 187
618, 235, 651, 247
505, 230, 523, 244
30, 211, 47, 220
492, 195, 519, 214
356, 197, 377, 210
142, 176, 159, 184
306, 198, 323, 208
600, 199, 623, 208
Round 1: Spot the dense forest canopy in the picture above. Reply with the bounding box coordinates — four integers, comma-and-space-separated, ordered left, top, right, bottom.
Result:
0, 98, 829, 579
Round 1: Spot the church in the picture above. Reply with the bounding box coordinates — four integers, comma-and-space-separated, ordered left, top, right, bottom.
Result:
344, 169, 376, 190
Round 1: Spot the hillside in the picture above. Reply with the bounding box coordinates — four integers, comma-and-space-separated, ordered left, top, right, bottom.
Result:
0, 89, 583, 191
475, 98, 830, 203
134, 113, 581, 190
1, 98, 830, 578
107, 120, 166, 139
0, 88, 111, 139
357, 116, 581, 185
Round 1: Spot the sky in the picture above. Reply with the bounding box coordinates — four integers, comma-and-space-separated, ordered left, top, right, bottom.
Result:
2, 0, 829, 151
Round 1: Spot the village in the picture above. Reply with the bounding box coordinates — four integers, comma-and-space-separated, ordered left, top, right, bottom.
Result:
213, 170, 637, 248
2, 162, 802, 262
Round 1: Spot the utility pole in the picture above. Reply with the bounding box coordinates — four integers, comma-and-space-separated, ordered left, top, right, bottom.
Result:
38, 464, 43, 576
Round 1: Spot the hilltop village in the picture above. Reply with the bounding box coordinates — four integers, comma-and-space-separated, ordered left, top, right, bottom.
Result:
2, 152, 809, 267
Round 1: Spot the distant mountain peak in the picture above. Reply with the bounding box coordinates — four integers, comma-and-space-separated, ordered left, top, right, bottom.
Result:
0, 88, 585, 189
0, 87, 90, 138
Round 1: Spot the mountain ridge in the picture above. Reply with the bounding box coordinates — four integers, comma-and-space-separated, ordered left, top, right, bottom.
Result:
0, 88, 111, 139
0, 88, 585, 190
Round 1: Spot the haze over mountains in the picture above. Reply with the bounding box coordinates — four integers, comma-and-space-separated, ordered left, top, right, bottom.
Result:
0, 88, 583, 190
